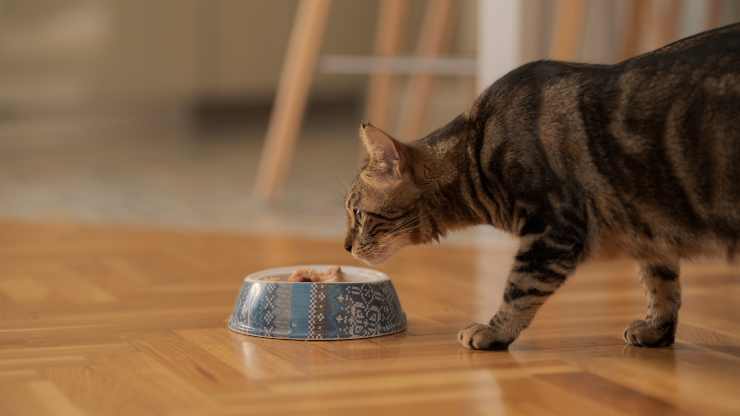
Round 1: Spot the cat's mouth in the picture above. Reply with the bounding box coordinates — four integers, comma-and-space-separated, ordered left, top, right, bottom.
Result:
351, 237, 408, 265
351, 248, 393, 265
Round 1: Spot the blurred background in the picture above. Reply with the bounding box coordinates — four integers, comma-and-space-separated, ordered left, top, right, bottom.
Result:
0, 0, 737, 244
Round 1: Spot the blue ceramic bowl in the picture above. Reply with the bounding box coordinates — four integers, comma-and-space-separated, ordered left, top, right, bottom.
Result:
228, 265, 407, 340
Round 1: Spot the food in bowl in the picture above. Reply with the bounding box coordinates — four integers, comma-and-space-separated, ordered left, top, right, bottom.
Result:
288, 265, 344, 282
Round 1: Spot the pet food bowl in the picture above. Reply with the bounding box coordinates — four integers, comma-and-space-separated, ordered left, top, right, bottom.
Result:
228, 265, 407, 340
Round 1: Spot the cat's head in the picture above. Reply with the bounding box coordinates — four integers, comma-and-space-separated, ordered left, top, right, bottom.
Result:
344, 123, 425, 264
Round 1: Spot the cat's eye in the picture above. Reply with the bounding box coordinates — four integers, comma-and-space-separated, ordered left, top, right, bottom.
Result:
353, 208, 362, 223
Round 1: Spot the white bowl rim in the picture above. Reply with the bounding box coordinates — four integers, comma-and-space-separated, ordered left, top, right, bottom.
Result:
244, 264, 390, 284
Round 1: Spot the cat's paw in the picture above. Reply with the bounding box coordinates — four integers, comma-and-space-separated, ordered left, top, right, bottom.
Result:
623, 319, 676, 347
457, 323, 511, 351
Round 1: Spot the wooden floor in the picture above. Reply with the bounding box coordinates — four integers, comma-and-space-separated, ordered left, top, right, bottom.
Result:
1, 220, 739, 415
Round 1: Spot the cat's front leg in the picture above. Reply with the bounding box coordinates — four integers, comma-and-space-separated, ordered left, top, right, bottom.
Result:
458, 227, 586, 350
624, 261, 681, 347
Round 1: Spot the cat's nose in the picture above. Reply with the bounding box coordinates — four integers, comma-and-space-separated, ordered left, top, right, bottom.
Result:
344, 242, 353, 253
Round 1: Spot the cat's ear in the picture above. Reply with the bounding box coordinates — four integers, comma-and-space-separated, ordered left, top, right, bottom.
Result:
359, 122, 406, 180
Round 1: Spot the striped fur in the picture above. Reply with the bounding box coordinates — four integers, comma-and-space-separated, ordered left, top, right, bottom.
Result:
345, 24, 740, 350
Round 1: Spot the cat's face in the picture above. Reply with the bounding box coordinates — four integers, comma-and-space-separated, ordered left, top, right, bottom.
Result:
344, 124, 423, 264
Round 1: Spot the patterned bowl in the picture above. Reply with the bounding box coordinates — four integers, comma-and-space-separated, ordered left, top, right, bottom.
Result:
228, 265, 407, 340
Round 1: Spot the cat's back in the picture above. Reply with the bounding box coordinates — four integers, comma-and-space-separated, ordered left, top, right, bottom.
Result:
573, 24, 740, 251
613, 23, 740, 100
470, 25, 740, 249
624, 22, 740, 65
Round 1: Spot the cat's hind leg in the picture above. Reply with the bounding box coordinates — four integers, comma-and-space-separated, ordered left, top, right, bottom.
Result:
624, 261, 681, 347
458, 224, 587, 350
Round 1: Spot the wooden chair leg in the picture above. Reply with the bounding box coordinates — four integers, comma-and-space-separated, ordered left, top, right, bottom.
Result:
549, 0, 588, 60
365, 0, 409, 133
254, 0, 331, 201
706, 0, 723, 29
398, 0, 454, 140
657, 0, 683, 47
621, 0, 650, 60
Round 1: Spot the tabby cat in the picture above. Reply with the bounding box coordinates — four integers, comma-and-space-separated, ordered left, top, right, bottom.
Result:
344, 24, 740, 350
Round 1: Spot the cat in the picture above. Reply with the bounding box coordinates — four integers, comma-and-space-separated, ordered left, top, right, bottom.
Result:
343, 23, 740, 350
